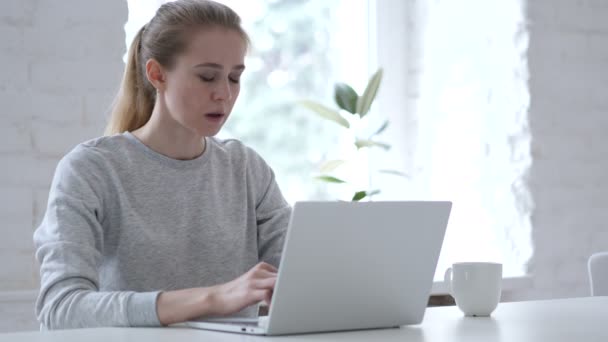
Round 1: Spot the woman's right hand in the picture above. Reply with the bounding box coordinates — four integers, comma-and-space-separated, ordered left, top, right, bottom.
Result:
156, 262, 278, 325
208, 262, 278, 317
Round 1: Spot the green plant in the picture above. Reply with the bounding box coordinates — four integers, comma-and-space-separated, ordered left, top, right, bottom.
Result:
300, 68, 407, 201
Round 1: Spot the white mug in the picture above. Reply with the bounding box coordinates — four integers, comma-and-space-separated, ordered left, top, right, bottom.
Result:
444, 262, 502, 317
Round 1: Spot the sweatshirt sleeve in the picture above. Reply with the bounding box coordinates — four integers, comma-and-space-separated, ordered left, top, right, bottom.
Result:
33, 147, 161, 330
246, 149, 292, 268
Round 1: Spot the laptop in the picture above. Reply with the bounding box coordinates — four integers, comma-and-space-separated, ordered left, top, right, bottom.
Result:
185, 201, 452, 336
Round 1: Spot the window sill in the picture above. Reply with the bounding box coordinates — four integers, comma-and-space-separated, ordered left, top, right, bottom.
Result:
431, 275, 533, 296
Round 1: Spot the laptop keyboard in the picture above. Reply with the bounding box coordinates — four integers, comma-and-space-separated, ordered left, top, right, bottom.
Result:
193, 316, 269, 328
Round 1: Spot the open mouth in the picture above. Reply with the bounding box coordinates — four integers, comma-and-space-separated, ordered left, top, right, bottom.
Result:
205, 113, 225, 119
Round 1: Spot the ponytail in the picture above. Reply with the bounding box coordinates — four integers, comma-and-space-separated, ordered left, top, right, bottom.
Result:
105, 25, 155, 135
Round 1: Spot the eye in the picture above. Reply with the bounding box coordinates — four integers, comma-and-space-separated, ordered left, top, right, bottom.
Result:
229, 73, 242, 84
198, 74, 215, 82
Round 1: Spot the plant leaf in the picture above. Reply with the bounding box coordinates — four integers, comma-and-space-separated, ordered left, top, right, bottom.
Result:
355, 139, 391, 150
315, 175, 347, 184
352, 189, 381, 201
300, 100, 350, 128
378, 169, 409, 178
319, 160, 346, 173
356, 68, 383, 117
352, 191, 367, 201
334, 83, 358, 114
371, 120, 389, 137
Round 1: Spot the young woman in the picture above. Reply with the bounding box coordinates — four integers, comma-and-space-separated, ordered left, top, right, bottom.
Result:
33, 0, 291, 330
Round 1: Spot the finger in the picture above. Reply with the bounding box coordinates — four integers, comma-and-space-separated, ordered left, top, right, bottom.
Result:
255, 262, 278, 273
251, 269, 277, 279
250, 289, 273, 304
263, 289, 273, 305
252, 276, 277, 290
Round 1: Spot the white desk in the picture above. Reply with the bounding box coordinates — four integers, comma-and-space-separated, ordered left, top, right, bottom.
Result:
2, 297, 607, 341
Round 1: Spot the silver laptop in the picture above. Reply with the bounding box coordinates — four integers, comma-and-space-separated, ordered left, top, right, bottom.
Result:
185, 201, 452, 336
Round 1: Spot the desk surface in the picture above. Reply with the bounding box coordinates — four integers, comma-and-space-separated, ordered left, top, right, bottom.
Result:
2, 296, 607, 342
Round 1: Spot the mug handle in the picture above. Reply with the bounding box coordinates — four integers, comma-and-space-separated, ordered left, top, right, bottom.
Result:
443, 267, 453, 296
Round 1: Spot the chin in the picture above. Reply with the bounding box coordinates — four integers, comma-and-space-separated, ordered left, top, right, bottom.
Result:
197, 127, 222, 137
189, 118, 227, 137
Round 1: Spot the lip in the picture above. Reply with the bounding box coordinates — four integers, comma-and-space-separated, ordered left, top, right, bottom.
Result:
205, 112, 226, 118
204, 112, 226, 122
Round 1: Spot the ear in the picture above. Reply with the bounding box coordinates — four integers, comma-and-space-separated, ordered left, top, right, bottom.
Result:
145, 58, 166, 92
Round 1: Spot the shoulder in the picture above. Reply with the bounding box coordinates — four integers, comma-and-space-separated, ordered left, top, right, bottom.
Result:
56, 134, 127, 176
208, 137, 270, 169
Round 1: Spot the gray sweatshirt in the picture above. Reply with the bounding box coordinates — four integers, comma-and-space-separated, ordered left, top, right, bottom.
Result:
33, 132, 291, 330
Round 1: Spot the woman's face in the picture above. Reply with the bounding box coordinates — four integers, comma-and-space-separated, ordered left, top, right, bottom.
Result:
158, 27, 247, 137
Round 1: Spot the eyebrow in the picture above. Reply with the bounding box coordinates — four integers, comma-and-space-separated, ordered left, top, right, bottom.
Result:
194, 62, 246, 71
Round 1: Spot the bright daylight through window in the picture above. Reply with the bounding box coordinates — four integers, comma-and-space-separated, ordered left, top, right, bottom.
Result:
125, 0, 531, 281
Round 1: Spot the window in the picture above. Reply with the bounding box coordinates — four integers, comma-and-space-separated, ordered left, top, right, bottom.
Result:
373, 0, 532, 280
126, 0, 532, 281
126, 0, 373, 202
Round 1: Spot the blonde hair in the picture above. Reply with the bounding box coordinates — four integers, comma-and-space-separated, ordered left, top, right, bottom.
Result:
105, 0, 250, 135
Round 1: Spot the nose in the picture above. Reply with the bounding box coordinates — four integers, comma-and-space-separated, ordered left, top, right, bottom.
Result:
212, 78, 232, 101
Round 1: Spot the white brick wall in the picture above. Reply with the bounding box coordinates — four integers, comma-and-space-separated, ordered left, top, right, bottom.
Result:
512, 0, 608, 300
0, 294, 40, 332
0, 0, 126, 332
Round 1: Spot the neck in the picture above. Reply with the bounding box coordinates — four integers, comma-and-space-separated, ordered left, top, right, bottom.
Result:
132, 106, 206, 161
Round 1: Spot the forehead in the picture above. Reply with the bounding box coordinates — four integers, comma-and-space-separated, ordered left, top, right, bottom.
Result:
179, 27, 247, 68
